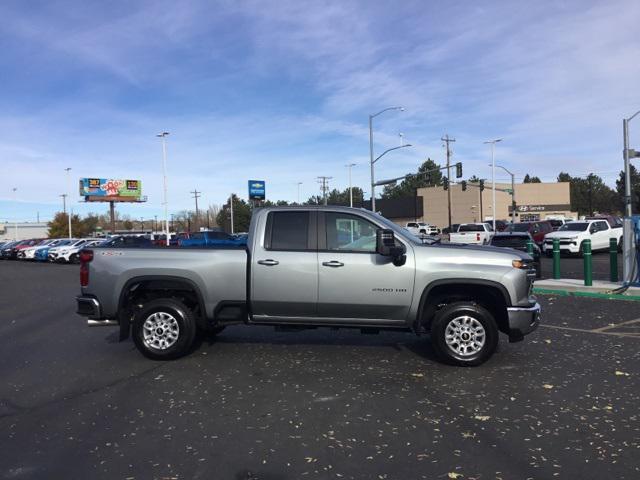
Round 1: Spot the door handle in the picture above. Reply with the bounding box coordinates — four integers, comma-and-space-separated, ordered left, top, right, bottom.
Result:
257, 259, 279, 266
322, 260, 344, 267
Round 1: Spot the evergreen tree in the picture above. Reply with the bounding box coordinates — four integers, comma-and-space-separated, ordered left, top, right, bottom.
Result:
381, 158, 443, 199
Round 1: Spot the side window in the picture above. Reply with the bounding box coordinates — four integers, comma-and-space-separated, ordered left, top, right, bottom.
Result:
407, 223, 417, 228
597, 221, 608, 231
191, 233, 204, 240
267, 211, 309, 250
325, 212, 377, 252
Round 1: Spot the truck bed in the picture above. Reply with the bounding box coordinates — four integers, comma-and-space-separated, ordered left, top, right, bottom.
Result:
85, 246, 248, 319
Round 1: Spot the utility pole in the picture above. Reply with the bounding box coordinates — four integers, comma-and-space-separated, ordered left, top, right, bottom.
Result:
317, 176, 332, 205
191, 189, 201, 231
229, 194, 234, 234
588, 174, 594, 216
345, 164, 356, 207
65, 167, 72, 239
60, 194, 67, 214
297, 182, 303, 204
12, 188, 18, 240
157, 132, 170, 246
441, 134, 455, 231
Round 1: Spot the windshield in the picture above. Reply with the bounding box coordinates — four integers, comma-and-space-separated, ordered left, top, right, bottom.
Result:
559, 223, 589, 231
506, 223, 531, 232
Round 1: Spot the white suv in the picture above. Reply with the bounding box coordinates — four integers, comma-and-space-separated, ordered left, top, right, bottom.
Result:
542, 219, 622, 256
405, 222, 439, 236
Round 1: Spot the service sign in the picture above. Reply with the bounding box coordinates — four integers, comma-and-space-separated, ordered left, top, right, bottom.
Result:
248, 180, 266, 200
79, 178, 142, 199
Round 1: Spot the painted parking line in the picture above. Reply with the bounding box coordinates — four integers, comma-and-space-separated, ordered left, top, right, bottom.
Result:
540, 322, 640, 338
591, 317, 640, 332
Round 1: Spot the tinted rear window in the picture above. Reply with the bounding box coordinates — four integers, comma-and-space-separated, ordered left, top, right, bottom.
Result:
506, 223, 531, 232
458, 224, 484, 232
268, 211, 309, 250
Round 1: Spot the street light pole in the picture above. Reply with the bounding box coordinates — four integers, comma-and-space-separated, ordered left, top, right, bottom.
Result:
12, 188, 18, 240
65, 167, 72, 238
494, 164, 516, 224
369, 106, 404, 211
623, 110, 640, 217
484, 139, 503, 231
157, 132, 170, 246
345, 163, 356, 207
297, 182, 303, 204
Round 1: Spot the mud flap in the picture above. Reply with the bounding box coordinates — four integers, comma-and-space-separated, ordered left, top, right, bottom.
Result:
119, 313, 131, 341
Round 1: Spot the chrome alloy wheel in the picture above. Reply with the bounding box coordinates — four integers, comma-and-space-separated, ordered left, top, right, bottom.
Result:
142, 312, 180, 350
444, 315, 486, 357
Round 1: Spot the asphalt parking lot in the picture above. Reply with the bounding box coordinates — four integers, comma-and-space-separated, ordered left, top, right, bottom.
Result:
1, 261, 639, 479
538, 251, 623, 282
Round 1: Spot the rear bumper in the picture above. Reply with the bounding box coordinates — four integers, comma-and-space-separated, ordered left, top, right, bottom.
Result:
76, 296, 102, 319
506, 302, 540, 341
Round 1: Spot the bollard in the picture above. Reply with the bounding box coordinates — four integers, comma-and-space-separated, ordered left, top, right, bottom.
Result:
609, 238, 618, 282
552, 238, 560, 279
583, 239, 592, 286
526, 239, 534, 255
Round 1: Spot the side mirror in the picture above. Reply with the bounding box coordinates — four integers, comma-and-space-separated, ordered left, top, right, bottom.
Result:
376, 229, 406, 265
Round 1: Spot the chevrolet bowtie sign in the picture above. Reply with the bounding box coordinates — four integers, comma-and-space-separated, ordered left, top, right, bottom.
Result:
248, 180, 266, 200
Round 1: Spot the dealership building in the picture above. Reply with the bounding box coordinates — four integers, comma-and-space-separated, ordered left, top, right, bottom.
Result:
369, 181, 577, 229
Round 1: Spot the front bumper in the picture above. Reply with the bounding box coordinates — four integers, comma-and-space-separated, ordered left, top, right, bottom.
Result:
506, 302, 540, 341
543, 240, 579, 253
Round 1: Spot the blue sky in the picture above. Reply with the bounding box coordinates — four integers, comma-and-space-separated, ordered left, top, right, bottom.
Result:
1, 0, 639, 223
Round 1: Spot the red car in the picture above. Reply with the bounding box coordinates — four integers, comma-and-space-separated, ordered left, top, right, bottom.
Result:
504, 221, 553, 245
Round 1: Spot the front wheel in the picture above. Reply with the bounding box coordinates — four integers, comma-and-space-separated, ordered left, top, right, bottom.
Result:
430, 302, 499, 366
132, 299, 197, 360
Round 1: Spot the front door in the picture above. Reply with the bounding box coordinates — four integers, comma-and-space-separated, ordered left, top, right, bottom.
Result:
251, 210, 318, 319
317, 211, 414, 322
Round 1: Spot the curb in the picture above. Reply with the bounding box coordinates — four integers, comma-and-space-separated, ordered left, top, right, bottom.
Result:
533, 287, 640, 302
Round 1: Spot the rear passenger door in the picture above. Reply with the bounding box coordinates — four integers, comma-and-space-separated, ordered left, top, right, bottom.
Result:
593, 221, 610, 250
250, 210, 318, 319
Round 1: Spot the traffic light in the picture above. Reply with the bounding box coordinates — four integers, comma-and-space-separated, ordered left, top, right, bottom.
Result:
479, 179, 485, 191
455, 162, 463, 178
443, 177, 449, 190
461, 180, 467, 191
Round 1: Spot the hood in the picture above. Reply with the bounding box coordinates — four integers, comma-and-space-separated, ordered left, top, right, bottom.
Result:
544, 231, 580, 240
419, 242, 532, 261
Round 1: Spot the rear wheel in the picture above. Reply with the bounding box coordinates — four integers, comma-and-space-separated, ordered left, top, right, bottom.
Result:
618, 237, 623, 253
69, 253, 80, 264
430, 302, 499, 366
132, 299, 197, 360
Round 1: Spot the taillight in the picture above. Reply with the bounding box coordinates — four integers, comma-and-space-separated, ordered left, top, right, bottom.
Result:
476, 233, 480, 241
80, 249, 93, 287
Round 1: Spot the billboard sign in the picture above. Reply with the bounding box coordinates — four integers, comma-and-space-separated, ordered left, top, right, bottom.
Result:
248, 180, 266, 200
79, 178, 143, 202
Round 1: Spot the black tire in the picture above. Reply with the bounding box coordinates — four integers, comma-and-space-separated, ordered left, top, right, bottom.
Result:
430, 302, 499, 367
578, 241, 586, 257
535, 261, 542, 279
69, 253, 80, 264
618, 238, 623, 253
132, 299, 198, 360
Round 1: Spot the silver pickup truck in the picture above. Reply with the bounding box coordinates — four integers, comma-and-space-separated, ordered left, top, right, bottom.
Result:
76, 206, 540, 366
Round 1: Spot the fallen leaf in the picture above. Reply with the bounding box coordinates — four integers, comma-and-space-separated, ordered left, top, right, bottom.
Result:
544, 339, 552, 344
448, 473, 463, 479
474, 415, 490, 421
543, 384, 554, 389
410, 373, 424, 378
615, 371, 629, 376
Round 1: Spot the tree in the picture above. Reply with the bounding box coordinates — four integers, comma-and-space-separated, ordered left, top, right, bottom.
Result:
381, 158, 444, 199
216, 194, 252, 233
558, 173, 619, 215
468, 175, 481, 183
523, 174, 541, 183
47, 212, 93, 238
304, 187, 364, 206
616, 164, 640, 212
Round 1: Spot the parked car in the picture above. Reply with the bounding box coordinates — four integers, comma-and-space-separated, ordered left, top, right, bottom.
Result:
490, 232, 541, 278
57, 239, 106, 263
504, 221, 553, 246
49, 239, 93, 262
178, 231, 242, 247
19, 239, 60, 260
449, 223, 495, 245
76, 206, 540, 365
494, 220, 509, 232
169, 232, 190, 246
548, 219, 567, 231
5, 239, 42, 259
1, 241, 20, 259
542, 219, 623, 256
405, 222, 439, 236
100, 235, 154, 248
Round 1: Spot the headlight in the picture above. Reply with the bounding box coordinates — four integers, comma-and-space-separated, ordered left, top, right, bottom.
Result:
512, 259, 525, 269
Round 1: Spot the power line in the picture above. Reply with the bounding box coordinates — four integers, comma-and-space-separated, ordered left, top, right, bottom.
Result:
317, 176, 332, 205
